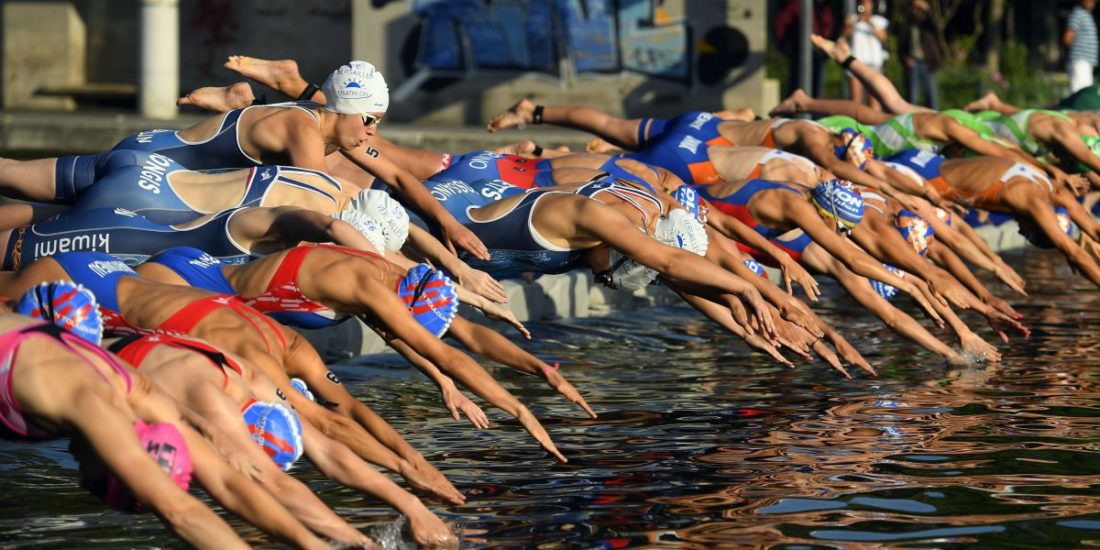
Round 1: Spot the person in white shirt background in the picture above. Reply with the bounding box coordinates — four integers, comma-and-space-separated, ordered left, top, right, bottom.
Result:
843, 0, 889, 109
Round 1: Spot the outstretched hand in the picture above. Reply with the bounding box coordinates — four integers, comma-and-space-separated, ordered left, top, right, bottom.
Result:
441, 380, 490, 429
478, 301, 531, 340
781, 259, 820, 301
458, 268, 508, 304
542, 364, 597, 419
443, 222, 491, 261
399, 460, 466, 506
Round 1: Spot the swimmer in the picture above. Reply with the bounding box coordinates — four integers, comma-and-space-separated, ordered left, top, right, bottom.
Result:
109, 332, 455, 548
426, 150, 823, 300
880, 159, 1030, 296
0, 252, 569, 467
0, 288, 327, 549
854, 192, 1027, 344
135, 244, 595, 420
0, 203, 384, 270
0, 62, 491, 261
691, 178, 946, 320
795, 35, 1075, 186
886, 151, 1100, 286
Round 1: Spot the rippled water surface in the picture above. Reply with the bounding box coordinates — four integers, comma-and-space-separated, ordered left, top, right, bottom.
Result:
2, 249, 1100, 548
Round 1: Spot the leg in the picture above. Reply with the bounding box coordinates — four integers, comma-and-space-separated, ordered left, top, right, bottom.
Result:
223, 56, 320, 102
176, 82, 255, 112
0, 157, 61, 202
486, 99, 646, 149
848, 75, 866, 105
0, 202, 68, 230
770, 88, 892, 123
964, 91, 1021, 114
812, 34, 929, 114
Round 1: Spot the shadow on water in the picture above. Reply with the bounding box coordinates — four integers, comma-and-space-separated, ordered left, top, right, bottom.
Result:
1, 249, 1100, 547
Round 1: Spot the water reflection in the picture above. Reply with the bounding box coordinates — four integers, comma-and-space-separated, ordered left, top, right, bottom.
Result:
0, 250, 1098, 548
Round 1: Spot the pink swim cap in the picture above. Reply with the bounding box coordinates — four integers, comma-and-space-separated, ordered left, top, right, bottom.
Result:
103, 420, 193, 513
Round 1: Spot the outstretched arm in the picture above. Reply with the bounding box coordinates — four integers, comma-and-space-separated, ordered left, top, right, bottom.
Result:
181, 378, 372, 547
298, 421, 458, 549
358, 278, 567, 462
705, 209, 821, 300
572, 200, 776, 335
445, 316, 596, 418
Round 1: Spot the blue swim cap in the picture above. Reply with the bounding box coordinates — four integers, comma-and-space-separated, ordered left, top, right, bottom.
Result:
671, 185, 707, 223
895, 209, 934, 256
289, 378, 315, 402
1019, 206, 1081, 248
396, 264, 458, 337
242, 400, 304, 472
812, 179, 864, 231
15, 281, 103, 344
834, 128, 873, 169
869, 264, 905, 301
743, 258, 767, 278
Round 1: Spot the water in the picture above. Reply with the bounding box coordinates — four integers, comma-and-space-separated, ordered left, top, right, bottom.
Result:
2, 248, 1099, 548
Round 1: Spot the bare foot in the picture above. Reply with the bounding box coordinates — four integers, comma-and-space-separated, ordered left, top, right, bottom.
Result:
585, 136, 620, 154
224, 56, 307, 99
486, 98, 536, 133
176, 82, 255, 112
964, 91, 1001, 113
810, 34, 850, 64
512, 139, 539, 156
769, 89, 810, 117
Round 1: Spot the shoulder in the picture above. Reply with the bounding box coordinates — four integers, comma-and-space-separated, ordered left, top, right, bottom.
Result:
872, 15, 889, 28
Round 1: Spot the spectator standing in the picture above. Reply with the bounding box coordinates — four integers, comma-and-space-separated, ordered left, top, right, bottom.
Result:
898, 0, 942, 110
842, 0, 889, 109
1065, 0, 1099, 94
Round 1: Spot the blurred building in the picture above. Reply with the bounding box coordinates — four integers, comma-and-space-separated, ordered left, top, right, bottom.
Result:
2, 0, 778, 122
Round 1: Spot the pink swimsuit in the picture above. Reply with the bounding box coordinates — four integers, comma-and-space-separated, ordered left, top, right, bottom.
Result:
0, 322, 133, 439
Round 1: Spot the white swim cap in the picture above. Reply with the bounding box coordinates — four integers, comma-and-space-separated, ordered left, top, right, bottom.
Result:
321, 61, 389, 115
349, 189, 409, 251
656, 209, 709, 256
331, 209, 386, 253
603, 250, 659, 291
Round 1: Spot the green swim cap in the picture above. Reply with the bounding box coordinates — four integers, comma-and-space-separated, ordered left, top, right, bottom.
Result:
1073, 134, 1100, 173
